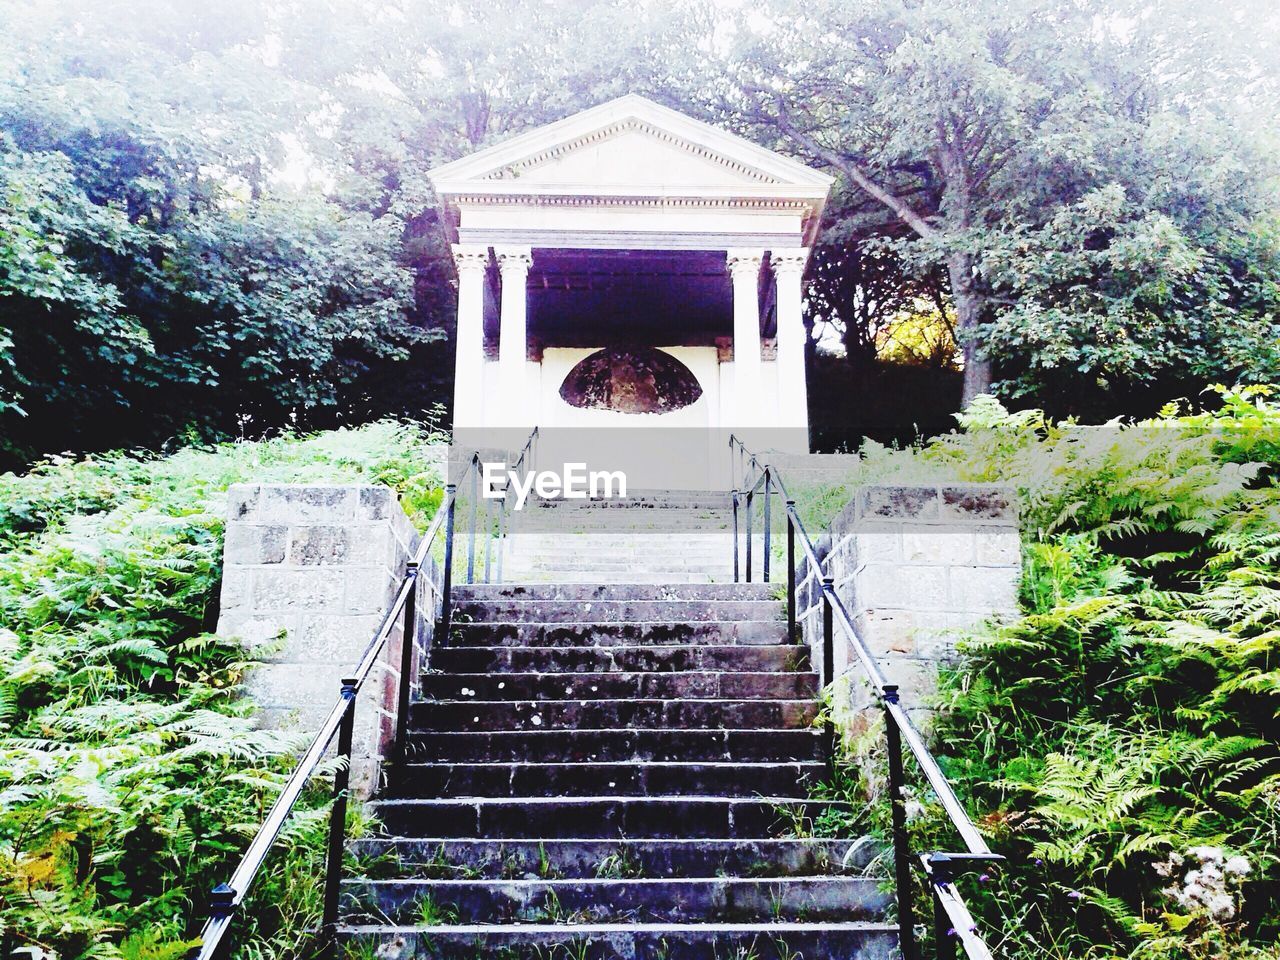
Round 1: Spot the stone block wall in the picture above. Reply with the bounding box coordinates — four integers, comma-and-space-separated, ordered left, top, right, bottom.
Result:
799, 484, 1020, 731
216, 484, 425, 795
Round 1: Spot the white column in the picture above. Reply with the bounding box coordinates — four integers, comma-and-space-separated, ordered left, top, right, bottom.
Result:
771, 248, 811, 432
727, 249, 765, 427
495, 246, 533, 426
451, 243, 489, 429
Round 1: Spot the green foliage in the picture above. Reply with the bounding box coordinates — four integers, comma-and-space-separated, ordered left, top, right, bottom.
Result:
916, 389, 1280, 958
0, 1, 435, 466
0, 421, 443, 958
790, 388, 1280, 957
722, 0, 1280, 410
5, 0, 1279, 457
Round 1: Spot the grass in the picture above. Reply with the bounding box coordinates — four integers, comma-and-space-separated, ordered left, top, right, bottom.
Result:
592, 847, 644, 880
414, 893, 460, 926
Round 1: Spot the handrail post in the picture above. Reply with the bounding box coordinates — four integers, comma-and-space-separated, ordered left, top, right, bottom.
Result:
393, 563, 418, 758
786, 500, 796, 644
322, 678, 358, 938
821, 576, 834, 689
731, 490, 740, 583
762, 468, 772, 583
931, 856, 957, 960
745, 489, 754, 583
482, 488, 494, 583
466, 457, 479, 584
207, 884, 235, 959
884, 684, 918, 960
440, 484, 457, 643
495, 497, 506, 585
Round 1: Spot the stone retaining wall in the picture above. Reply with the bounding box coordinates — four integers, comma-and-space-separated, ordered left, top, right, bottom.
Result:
799, 484, 1021, 732
215, 483, 428, 795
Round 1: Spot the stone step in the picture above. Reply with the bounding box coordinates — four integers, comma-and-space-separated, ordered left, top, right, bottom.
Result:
499, 566, 734, 580
445, 621, 788, 647
499, 561, 735, 574
506, 519, 737, 527
490, 571, 730, 584
452, 600, 783, 623
341, 875, 891, 925
403, 729, 825, 763
452, 583, 773, 602
334, 922, 897, 959
347, 837, 878, 880
371, 796, 851, 840
420, 671, 817, 701
408, 699, 818, 732
429, 645, 808, 675
503, 541, 738, 554
522, 495, 732, 509
382, 762, 823, 799
504, 537, 737, 552
504, 549, 736, 560
499, 537, 742, 552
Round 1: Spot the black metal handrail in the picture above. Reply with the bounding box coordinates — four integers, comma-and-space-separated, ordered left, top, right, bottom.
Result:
727, 434, 1002, 960
189, 429, 538, 960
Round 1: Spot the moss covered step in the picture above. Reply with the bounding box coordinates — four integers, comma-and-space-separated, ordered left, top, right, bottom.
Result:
334, 922, 898, 960
340, 875, 891, 925
450, 599, 784, 623
430, 644, 805, 674
380, 761, 825, 799
407, 698, 818, 732
346, 837, 877, 880
417, 670, 818, 701
370, 796, 852, 840
400, 728, 826, 764
447, 619, 789, 647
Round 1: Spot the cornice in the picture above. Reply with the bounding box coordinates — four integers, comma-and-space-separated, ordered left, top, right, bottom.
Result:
452, 193, 815, 212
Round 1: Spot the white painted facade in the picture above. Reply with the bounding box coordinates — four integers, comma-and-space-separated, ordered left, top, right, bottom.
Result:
429, 95, 832, 477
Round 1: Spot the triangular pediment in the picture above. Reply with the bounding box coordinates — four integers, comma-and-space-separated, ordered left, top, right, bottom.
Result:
429, 95, 833, 196
484, 121, 780, 188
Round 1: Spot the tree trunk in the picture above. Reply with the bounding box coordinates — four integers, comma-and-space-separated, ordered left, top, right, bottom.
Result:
946, 252, 992, 405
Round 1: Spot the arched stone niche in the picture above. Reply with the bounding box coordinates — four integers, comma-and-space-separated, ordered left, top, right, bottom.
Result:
559, 347, 703, 415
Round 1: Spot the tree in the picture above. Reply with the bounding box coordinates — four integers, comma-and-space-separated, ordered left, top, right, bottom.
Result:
720, 0, 1280, 408
0, 0, 708, 465
806, 227, 953, 373
0, 0, 426, 465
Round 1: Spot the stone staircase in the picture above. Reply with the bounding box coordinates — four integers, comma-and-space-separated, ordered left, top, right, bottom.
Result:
502, 491, 753, 584
337, 575, 896, 959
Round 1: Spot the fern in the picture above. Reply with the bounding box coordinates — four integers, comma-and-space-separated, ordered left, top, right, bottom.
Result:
0, 421, 444, 958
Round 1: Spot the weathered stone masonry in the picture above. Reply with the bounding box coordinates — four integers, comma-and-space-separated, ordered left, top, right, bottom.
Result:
800, 484, 1021, 731
215, 484, 428, 795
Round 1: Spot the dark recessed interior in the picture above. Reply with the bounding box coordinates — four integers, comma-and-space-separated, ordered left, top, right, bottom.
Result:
484, 249, 735, 347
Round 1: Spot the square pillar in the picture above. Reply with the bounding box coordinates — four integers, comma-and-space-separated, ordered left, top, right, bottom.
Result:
771, 248, 810, 432
727, 249, 765, 427
451, 244, 490, 429
496, 246, 533, 426
217, 483, 421, 797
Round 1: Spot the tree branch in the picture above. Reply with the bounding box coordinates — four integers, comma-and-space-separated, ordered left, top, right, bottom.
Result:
766, 97, 939, 242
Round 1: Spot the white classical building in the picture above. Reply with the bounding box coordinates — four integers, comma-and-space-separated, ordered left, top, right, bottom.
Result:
429, 95, 832, 479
